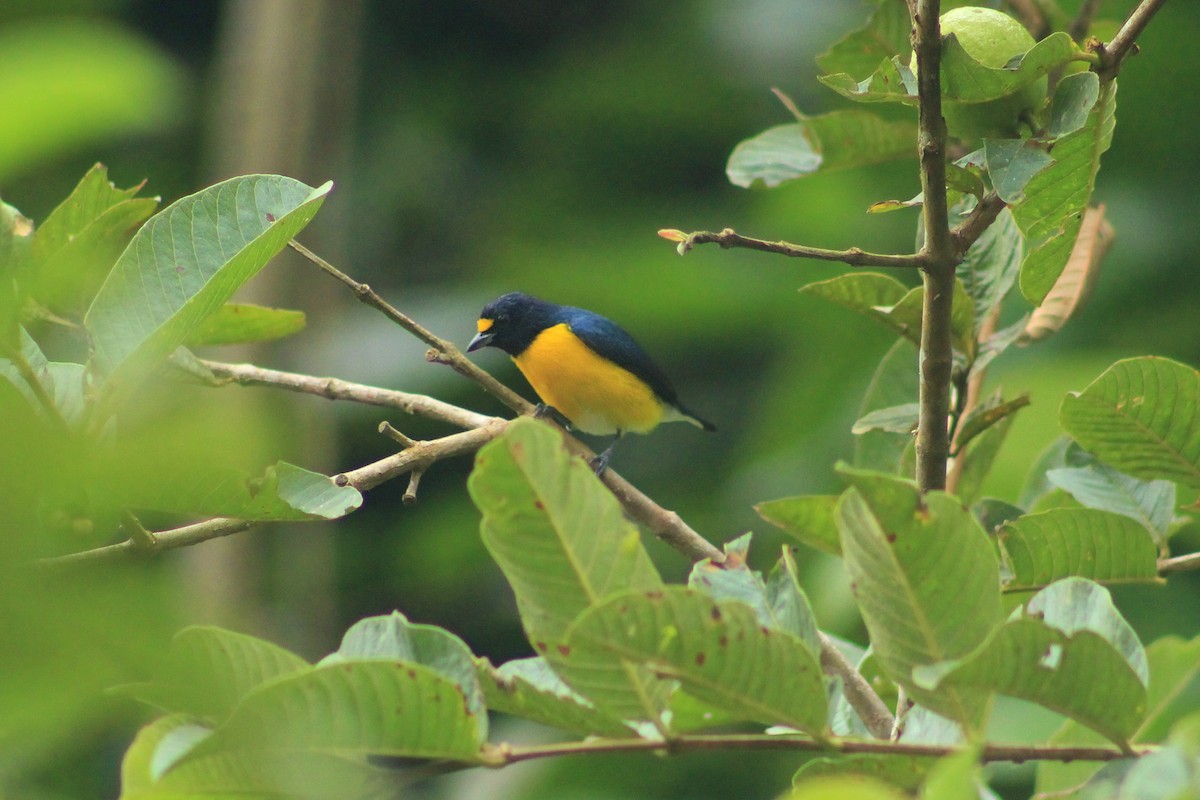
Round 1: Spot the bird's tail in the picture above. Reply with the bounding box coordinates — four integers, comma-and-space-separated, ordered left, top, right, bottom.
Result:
675, 403, 716, 432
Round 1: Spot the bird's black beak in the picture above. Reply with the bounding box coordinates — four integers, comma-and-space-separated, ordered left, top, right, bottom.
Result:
467, 331, 493, 352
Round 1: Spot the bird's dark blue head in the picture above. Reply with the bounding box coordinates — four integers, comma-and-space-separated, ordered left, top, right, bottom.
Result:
467, 292, 561, 356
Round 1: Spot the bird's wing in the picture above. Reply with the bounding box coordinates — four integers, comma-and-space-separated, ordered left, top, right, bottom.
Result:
561, 307, 681, 406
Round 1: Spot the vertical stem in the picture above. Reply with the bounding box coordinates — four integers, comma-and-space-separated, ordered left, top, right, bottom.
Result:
912, 0, 955, 493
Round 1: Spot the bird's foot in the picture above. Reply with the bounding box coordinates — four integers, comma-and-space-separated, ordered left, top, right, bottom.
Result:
589, 452, 612, 477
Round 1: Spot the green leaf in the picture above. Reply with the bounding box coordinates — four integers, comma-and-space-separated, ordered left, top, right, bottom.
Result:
835, 466, 1001, 728
800, 272, 909, 317
726, 113, 915, 188
818, 57, 917, 105
819, 33, 1078, 106
1047, 461, 1175, 543
939, 31, 1077, 104
816, 0, 911, 81
953, 410, 1015, 506
954, 392, 1030, 453
983, 138, 1054, 204
854, 338, 919, 472
566, 587, 829, 735
120, 715, 387, 800
765, 548, 822, 658
920, 748, 983, 800
998, 508, 1161, 591
1048, 71, 1101, 139
956, 207, 1022, 327
1020, 204, 1111, 343
107, 459, 363, 521
787, 776, 909, 800
914, 578, 1147, 747
755, 495, 842, 556
84, 175, 331, 412
468, 417, 668, 723
322, 611, 486, 739
119, 626, 310, 721
184, 303, 306, 347
181, 660, 486, 763
1060, 356, 1200, 488
1014, 81, 1116, 304
1036, 635, 1200, 795
852, 403, 919, 435
29, 163, 158, 314
1071, 743, 1200, 800
795, 754, 935, 791
478, 656, 635, 738
1019, 435, 1074, 509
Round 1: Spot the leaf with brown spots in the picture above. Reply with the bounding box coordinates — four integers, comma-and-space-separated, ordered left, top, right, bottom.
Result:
566, 587, 828, 736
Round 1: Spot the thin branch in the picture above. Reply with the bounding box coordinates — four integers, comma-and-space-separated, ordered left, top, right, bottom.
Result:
819, 633, 895, 739
0, 343, 69, 431
39, 518, 254, 567
912, 0, 956, 493
200, 359, 497, 430
950, 193, 1007, 258
1159, 551, 1200, 575
288, 239, 529, 415
478, 732, 1145, 769
667, 228, 926, 270
1097, 0, 1167, 80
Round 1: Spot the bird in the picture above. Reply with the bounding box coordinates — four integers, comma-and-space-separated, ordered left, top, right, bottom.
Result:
467, 292, 715, 474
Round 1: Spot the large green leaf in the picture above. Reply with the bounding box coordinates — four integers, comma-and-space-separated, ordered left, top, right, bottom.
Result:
29, 163, 158, 313
119, 626, 310, 721
998, 508, 1161, 591
1036, 635, 1200, 794
179, 660, 486, 764
566, 587, 829, 735
120, 714, 386, 800
105, 459, 362, 521
835, 467, 1001, 728
1061, 357, 1200, 488
755, 495, 841, 556
915, 579, 1147, 747
184, 303, 306, 346
322, 612, 486, 739
478, 656, 635, 738
468, 417, 669, 723
726, 112, 915, 188
1047, 460, 1175, 543
1014, 81, 1116, 304
1048, 71, 1101, 139
84, 175, 331, 412
954, 412, 1016, 506
794, 755, 935, 792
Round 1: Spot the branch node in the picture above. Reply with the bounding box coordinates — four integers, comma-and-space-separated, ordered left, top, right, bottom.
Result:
123, 510, 159, 552
334, 473, 350, 487
379, 420, 419, 448
403, 468, 426, 506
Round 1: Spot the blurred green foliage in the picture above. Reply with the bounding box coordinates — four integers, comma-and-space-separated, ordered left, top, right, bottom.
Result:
3, 1, 1200, 798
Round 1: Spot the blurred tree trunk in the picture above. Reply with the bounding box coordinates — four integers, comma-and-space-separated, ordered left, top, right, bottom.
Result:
189, 0, 364, 654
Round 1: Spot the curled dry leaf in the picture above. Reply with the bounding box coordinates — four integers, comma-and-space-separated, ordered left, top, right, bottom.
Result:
1021, 205, 1113, 343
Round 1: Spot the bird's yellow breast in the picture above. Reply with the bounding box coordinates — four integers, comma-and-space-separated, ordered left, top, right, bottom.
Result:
513, 323, 665, 436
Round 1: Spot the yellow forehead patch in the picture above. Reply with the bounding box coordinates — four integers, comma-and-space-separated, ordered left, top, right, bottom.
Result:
477, 318, 494, 333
